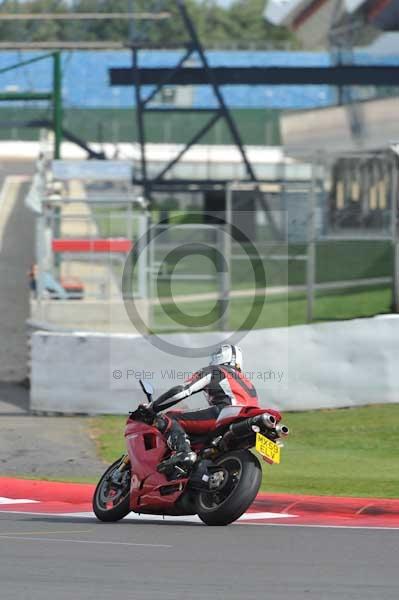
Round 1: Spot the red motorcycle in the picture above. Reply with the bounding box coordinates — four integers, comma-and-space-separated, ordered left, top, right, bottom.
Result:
93, 380, 289, 526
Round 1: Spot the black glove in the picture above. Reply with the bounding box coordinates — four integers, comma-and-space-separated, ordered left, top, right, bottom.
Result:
130, 404, 155, 424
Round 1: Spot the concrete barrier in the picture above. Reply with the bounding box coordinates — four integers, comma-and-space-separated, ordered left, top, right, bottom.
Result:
0, 176, 34, 382
30, 316, 399, 414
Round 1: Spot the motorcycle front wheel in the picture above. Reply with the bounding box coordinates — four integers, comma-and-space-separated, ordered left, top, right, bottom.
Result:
196, 450, 262, 526
93, 456, 131, 522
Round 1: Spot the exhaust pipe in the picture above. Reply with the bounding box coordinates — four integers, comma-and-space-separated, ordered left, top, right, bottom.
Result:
275, 424, 289, 437
220, 413, 283, 450
259, 413, 276, 429
229, 413, 277, 437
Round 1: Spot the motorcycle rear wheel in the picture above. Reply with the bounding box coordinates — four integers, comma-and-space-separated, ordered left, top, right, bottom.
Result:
196, 450, 262, 526
93, 457, 131, 522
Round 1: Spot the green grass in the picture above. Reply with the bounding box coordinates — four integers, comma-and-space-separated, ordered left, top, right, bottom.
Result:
92, 206, 392, 291
93, 207, 139, 239
261, 404, 399, 498
89, 415, 127, 465
152, 284, 392, 332
235, 283, 391, 329
92, 218, 392, 292
89, 405, 399, 499
91, 206, 394, 330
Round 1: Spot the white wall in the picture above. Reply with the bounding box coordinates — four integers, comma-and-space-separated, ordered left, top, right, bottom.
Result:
31, 317, 399, 414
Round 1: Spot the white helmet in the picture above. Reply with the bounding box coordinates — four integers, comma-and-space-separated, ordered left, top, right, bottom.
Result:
210, 344, 243, 371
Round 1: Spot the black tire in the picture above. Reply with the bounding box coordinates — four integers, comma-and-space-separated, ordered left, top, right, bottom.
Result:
93, 457, 131, 522
196, 450, 262, 526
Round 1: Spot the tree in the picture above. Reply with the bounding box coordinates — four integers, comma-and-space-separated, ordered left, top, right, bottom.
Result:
0, 0, 296, 48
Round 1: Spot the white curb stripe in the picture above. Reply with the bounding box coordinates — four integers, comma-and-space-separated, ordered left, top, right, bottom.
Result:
0, 497, 39, 505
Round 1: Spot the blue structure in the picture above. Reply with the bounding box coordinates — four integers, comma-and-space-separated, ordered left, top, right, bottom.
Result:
1, 50, 398, 111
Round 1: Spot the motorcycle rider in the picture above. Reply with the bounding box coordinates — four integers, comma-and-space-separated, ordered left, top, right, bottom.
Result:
150, 344, 261, 477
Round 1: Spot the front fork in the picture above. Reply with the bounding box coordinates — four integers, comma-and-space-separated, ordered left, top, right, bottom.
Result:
118, 455, 130, 471
111, 455, 131, 486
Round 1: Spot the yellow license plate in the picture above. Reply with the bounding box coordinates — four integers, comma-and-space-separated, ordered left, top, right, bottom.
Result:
255, 433, 281, 464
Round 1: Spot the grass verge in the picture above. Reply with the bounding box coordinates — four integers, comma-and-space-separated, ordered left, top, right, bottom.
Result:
89, 404, 399, 499
152, 284, 392, 332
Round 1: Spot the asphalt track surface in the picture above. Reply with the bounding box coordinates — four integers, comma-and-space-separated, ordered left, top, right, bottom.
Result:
0, 510, 398, 600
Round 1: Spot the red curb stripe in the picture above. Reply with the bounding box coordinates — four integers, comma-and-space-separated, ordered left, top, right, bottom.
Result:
254, 493, 399, 516
0, 501, 92, 514
1, 479, 399, 517
0, 478, 94, 504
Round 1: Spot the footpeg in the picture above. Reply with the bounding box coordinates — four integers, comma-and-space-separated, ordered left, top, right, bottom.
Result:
157, 451, 197, 478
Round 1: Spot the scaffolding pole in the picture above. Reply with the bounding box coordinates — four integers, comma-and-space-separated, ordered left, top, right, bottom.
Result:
53, 52, 63, 159
307, 163, 317, 323
391, 154, 399, 313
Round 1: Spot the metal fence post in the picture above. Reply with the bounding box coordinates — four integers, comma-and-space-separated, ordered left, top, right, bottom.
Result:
53, 51, 63, 159
137, 211, 149, 300
218, 183, 233, 331
391, 154, 399, 312
36, 212, 46, 302
307, 162, 317, 323
217, 224, 231, 332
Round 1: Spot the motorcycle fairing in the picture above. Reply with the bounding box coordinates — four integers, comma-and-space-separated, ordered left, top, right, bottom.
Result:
125, 420, 189, 513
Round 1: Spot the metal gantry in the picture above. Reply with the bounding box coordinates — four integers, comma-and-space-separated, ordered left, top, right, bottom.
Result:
109, 0, 399, 240
110, 0, 257, 198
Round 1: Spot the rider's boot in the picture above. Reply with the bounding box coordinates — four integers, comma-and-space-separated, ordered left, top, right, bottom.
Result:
157, 450, 197, 477
157, 429, 197, 478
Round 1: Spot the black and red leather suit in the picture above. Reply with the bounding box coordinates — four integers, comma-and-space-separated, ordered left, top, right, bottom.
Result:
154, 364, 260, 453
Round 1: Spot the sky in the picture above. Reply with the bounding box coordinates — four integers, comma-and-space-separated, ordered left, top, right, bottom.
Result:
207, 0, 235, 5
